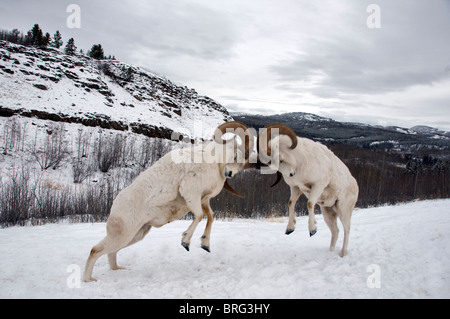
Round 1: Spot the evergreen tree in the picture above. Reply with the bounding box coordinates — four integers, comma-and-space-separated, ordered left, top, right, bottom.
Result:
30, 24, 43, 46
52, 30, 63, 49
88, 44, 104, 60
42, 32, 51, 48
64, 38, 77, 56
10, 29, 21, 43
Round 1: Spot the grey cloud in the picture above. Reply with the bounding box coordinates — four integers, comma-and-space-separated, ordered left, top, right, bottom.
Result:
116, 0, 238, 61
270, 0, 450, 97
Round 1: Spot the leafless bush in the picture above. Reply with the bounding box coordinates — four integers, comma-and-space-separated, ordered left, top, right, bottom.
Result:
71, 129, 94, 183
32, 123, 69, 170
94, 133, 124, 173
32, 182, 71, 222
0, 166, 35, 226
137, 138, 167, 169
1, 117, 27, 155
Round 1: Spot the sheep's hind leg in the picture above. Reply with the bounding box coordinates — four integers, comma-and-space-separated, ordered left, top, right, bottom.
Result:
322, 206, 339, 252
336, 200, 353, 257
83, 216, 131, 282
108, 223, 152, 270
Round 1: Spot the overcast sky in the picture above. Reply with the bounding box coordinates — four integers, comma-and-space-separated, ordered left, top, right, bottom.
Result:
1, 0, 450, 130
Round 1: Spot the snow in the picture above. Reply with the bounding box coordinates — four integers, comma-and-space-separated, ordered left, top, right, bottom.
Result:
0, 41, 230, 140
0, 199, 449, 299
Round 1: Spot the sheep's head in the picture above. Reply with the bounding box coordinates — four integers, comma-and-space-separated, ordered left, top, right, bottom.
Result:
213, 121, 255, 197
257, 123, 298, 187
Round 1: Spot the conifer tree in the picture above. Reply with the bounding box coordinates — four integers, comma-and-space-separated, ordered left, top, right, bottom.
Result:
52, 30, 63, 49
88, 44, 105, 60
42, 32, 51, 48
30, 24, 43, 46
64, 38, 77, 56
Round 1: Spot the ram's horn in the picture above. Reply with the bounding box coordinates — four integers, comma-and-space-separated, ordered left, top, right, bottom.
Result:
258, 123, 297, 159
270, 171, 283, 188
214, 121, 253, 159
223, 180, 244, 198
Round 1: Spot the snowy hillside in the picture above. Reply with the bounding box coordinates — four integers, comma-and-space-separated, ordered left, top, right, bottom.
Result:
0, 199, 448, 298
0, 39, 234, 227
0, 40, 231, 140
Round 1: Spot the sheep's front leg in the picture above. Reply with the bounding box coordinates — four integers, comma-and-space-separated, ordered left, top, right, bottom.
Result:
307, 200, 318, 236
181, 199, 203, 251
286, 186, 302, 235
200, 201, 214, 252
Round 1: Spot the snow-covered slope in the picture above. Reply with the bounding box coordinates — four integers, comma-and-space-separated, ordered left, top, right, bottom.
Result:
0, 40, 231, 140
0, 199, 448, 298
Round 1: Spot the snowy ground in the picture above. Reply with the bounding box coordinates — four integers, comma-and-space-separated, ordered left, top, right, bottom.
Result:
0, 199, 449, 299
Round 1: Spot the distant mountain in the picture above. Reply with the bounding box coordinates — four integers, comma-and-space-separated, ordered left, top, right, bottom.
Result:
232, 112, 450, 157
409, 125, 450, 138
0, 40, 231, 140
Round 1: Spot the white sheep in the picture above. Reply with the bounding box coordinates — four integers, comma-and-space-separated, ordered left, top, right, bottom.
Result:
258, 124, 359, 257
83, 122, 254, 282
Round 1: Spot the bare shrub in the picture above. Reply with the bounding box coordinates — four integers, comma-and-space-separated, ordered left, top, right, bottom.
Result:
33, 123, 69, 170
1, 117, 27, 155
0, 166, 35, 226
94, 133, 123, 173
72, 129, 94, 183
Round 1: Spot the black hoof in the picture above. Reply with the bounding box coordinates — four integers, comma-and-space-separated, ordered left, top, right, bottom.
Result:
309, 229, 317, 237
181, 242, 190, 251
285, 229, 295, 235
201, 245, 210, 253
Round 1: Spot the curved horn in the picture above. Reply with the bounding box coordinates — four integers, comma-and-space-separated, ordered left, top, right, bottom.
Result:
258, 123, 297, 159
223, 180, 244, 198
214, 121, 254, 159
270, 171, 283, 188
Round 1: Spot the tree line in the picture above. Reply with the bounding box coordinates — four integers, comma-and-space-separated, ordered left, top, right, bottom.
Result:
0, 24, 113, 60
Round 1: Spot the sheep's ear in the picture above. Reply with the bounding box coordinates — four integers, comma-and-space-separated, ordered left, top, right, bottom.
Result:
223, 180, 244, 198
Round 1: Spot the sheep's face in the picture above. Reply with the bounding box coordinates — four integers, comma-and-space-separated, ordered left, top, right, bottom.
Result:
269, 136, 297, 177
223, 143, 248, 179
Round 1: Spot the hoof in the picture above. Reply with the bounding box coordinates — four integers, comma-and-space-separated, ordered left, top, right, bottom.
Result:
201, 245, 211, 253
111, 266, 125, 271
84, 277, 97, 283
309, 229, 317, 237
181, 242, 190, 251
285, 228, 295, 235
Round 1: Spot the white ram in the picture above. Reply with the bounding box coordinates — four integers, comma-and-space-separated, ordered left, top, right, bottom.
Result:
258, 124, 359, 257
83, 121, 253, 282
